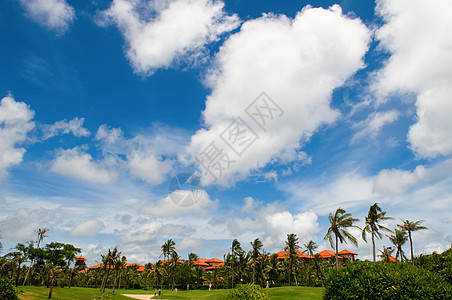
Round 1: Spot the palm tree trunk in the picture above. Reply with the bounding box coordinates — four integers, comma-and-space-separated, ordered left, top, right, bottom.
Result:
371, 232, 376, 263
112, 269, 118, 293
15, 263, 22, 287
23, 259, 34, 285
335, 235, 339, 270
409, 232, 414, 266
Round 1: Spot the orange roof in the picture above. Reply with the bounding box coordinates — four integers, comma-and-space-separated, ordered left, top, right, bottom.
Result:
317, 250, 342, 259
205, 262, 224, 270
76, 256, 87, 261
388, 256, 400, 262
205, 258, 224, 263
126, 263, 145, 272
276, 251, 313, 259
338, 250, 358, 255
88, 264, 103, 269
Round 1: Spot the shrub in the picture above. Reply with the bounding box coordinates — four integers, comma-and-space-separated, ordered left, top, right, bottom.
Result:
227, 283, 268, 300
324, 261, 452, 300
416, 246, 452, 285
0, 277, 19, 300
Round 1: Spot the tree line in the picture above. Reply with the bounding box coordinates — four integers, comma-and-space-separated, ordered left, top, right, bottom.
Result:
0, 202, 428, 296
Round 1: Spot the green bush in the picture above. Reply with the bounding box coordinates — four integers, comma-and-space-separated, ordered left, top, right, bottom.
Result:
416, 246, 452, 285
324, 261, 452, 300
0, 277, 19, 300
227, 283, 268, 300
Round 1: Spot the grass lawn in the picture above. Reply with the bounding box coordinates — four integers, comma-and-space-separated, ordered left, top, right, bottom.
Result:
153, 286, 324, 299
17, 286, 154, 300
17, 286, 324, 300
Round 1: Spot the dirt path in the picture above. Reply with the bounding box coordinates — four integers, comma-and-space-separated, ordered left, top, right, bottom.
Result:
121, 294, 156, 299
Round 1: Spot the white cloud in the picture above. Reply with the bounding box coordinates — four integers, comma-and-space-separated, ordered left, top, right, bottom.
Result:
70, 219, 105, 237
140, 190, 218, 217
0, 95, 35, 180
0, 208, 54, 241
127, 151, 173, 185
19, 0, 75, 34
352, 110, 399, 142
374, 0, 452, 158
98, 0, 240, 76
51, 146, 117, 184
41, 117, 90, 140
189, 5, 370, 186
228, 197, 320, 252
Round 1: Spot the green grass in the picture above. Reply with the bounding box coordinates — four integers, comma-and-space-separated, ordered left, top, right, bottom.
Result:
153, 286, 324, 299
17, 286, 324, 300
17, 286, 153, 300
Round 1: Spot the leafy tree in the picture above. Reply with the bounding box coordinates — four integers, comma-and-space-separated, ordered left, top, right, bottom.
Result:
250, 238, 263, 284
324, 208, 359, 269
398, 219, 427, 265
23, 228, 48, 285
284, 233, 300, 286
60, 243, 81, 287
47, 265, 63, 299
388, 228, 408, 262
99, 248, 113, 292
11, 243, 28, 287
111, 251, 125, 293
362, 203, 393, 263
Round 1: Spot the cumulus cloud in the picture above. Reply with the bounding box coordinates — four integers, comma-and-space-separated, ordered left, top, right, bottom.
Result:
51, 146, 117, 184
0, 95, 35, 180
374, 0, 452, 157
228, 197, 320, 252
127, 151, 173, 185
19, 0, 75, 34
98, 0, 240, 76
189, 5, 370, 185
41, 117, 90, 140
70, 219, 105, 237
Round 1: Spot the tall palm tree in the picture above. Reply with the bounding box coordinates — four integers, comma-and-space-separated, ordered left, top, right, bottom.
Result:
362, 203, 393, 263
265, 254, 281, 287
388, 229, 408, 262
161, 239, 176, 288
230, 239, 243, 288
398, 219, 427, 265
284, 233, 300, 286
324, 208, 359, 269
110, 249, 123, 293
250, 238, 263, 284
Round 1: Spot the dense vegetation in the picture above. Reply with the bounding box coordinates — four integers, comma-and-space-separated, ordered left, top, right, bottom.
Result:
325, 251, 452, 300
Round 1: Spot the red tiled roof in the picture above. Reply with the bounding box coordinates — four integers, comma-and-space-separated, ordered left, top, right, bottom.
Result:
338, 250, 358, 255
205, 262, 224, 270
126, 263, 145, 272
76, 256, 87, 261
388, 256, 400, 262
205, 258, 224, 263
317, 250, 342, 259
276, 250, 313, 259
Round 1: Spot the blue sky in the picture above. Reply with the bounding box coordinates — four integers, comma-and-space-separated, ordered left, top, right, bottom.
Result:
1, 0, 451, 265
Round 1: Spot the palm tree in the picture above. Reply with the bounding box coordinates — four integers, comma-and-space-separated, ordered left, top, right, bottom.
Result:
388, 229, 408, 262
250, 238, 263, 284
303, 240, 318, 257
161, 239, 176, 288
230, 239, 243, 288
324, 208, 360, 269
265, 254, 281, 287
111, 250, 124, 293
362, 203, 393, 263
398, 219, 427, 265
378, 246, 395, 262
284, 233, 300, 286
23, 228, 49, 285
100, 248, 115, 292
